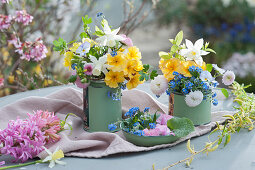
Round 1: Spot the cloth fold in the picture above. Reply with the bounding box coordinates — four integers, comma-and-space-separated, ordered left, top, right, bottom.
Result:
0, 87, 234, 159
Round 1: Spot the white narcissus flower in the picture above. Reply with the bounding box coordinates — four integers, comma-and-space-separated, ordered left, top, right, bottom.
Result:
185, 91, 203, 107
212, 64, 225, 74
222, 70, 235, 86
150, 75, 168, 96
200, 71, 214, 82
42, 146, 66, 168
180, 38, 209, 66
89, 55, 108, 76
95, 19, 125, 47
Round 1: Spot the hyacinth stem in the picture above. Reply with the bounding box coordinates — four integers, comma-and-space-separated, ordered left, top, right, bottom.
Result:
0, 160, 43, 170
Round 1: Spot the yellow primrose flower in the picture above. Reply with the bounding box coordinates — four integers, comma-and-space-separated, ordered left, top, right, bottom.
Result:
63, 51, 73, 70
177, 61, 193, 77
104, 71, 125, 88
82, 38, 97, 47
42, 146, 66, 168
126, 74, 143, 90
43, 79, 53, 86
161, 58, 183, 81
107, 52, 127, 72
126, 46, 142, 60
69, 42, 82, 53
124, 59, 143, 78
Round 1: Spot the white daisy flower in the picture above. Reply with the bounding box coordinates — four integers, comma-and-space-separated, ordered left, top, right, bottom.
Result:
222, 70, 235, 86
200, 71, 214, 82
212, 64, 225, 74
180, 38, 209, 66
185, 91, 203, 107
150, 75, 168, 96
42, 146, 66, 168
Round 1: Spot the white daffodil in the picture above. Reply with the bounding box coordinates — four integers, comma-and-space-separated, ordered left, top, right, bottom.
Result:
42, 146, 66, 168
89, 55, 108, 76
200, 71, 214, 82
180, 38, 209, 66
212, 64, 225, 74
185, 91, 203, 107
96, 19, 125, 47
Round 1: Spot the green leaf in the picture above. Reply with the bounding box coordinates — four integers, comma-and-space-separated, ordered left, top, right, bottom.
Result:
53, 38, 67, 52
205, 48, 216, 54
143, 64, 150, 72
170, 44, 178, 53
169, 39, 174, 44
69, 75, 77, 83
167, 117, 195, 138
82, 15, 92, 25
159, 51, 170, 59
175, 30, 183, 46
150, 70, 158, 80
221, 88, 229, 98
206, 64, 213, 72
94, 26, 105, 36
80, 32, 89, 39
224, 134, 231, 146
101, 19, 108, 28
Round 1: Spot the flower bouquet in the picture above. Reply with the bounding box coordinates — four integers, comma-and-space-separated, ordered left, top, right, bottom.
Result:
150, 31, 235, 126
109, 107, 194, 146
53, 14, 157, 132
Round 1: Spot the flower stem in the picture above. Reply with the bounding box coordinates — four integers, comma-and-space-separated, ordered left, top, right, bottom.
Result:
0, 160, 43, 170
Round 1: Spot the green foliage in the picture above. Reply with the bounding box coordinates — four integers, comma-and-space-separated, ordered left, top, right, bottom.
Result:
167, 117, 195, 138
68, 75, 77, 83
53, 38, 67, 52
221, 88, 229, 98
139, 64, 158, 81
175, 30, 183, 46
82, 15, 92, 31
206, 64, 213, 72
59, 113, 78, 134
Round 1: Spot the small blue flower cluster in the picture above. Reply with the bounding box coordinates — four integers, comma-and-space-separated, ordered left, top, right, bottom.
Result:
108, 123, 117, 131
111, 51, 117, 57
96, 12, 103, 18
124, 107, 140, 117
120, 83, 126, 90
149, 123, 156, 129
107, 91, 121, 101
167, 66, 219, 106
133, 130, 145, 136
144, 107, 150, 112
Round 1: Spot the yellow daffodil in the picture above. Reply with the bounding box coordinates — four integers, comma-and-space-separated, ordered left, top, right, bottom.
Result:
104, 71, 125, 88
160, 58, 183, 81
126, 74, 143, 90
126, 46, 142, 60
69, 42, 82, 53
107, 52, 127, 72
63, 51, 73, 70
42, 146, 66, 168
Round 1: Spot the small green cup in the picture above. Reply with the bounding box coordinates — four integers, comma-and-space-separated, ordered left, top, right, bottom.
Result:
173, 94, 211, 126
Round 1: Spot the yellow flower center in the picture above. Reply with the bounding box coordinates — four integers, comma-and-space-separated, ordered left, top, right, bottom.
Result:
52, 150, 64, 161
191, 51, 196, 56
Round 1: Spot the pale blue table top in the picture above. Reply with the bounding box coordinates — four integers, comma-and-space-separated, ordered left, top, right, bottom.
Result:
0, 83, 254, 170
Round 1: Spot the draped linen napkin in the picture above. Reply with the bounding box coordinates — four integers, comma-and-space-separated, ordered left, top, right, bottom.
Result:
0, 88, 235, 159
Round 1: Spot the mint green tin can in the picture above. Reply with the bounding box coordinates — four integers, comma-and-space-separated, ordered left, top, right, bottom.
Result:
171, 94, 211, 126
83, 80, 122, 132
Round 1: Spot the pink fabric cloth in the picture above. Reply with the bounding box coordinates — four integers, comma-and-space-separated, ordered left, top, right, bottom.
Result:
0, 88, 234, 159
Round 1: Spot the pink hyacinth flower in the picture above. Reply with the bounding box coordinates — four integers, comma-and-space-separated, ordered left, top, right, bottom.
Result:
0, 161, 5, 166
84, 64, 93, 75
120, 34, 133, 47
156, 113, 173, 125
75, 76, 89, 89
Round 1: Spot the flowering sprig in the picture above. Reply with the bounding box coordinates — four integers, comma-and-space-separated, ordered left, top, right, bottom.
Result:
156, 81, 255, 169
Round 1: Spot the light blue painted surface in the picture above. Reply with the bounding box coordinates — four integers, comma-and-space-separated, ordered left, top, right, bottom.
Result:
0, 83, 254, 170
